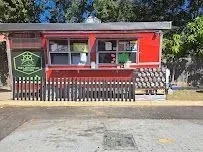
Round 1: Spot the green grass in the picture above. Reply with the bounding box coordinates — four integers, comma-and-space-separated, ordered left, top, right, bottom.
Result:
167, 90, 203, 101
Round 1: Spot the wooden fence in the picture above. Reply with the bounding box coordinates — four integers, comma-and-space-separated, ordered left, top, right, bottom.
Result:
13, 77, 136, 101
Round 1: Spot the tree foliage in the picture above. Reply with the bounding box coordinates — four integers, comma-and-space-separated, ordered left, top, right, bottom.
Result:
92, 0, 203, 26
182, 17, 203, 57
0, 0, 41, 23
93, 0, 135, 22
65, 0, 87, 23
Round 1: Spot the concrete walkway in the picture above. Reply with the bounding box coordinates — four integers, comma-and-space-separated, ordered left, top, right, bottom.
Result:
0, 92, 203, 107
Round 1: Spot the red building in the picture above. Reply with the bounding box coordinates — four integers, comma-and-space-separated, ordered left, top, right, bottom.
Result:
0, 22, 171, 79
0, 21, 171, 101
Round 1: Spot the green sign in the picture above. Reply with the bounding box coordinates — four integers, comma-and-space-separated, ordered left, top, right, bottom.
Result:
11, 50, 44, 77
118, 53, 129, 63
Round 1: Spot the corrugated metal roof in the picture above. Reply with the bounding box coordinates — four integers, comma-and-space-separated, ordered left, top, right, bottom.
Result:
0, 22, 172, 32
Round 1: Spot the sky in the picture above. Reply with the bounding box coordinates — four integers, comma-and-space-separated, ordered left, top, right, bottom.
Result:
35, 0, 55, 22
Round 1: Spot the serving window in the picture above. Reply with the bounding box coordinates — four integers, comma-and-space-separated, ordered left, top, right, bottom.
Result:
97, 39, 138, 64
49, 39, 89, 65
98, 40, 117, 64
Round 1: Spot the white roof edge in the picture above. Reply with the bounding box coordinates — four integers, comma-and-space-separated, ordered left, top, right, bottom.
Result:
0, 22, 172, 31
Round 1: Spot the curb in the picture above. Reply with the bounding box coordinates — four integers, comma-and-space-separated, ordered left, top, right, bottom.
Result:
0, 100, 203, 107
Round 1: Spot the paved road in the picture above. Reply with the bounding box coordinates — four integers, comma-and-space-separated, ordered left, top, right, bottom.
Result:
0, 106, 203, 151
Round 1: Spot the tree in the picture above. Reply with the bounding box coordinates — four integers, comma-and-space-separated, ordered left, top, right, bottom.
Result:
163, 17, 203, 84
182, 17, 203, 57
93, 0, 136, 22
181, 17, 203, 85
163, 34, 185, 82
93, 0, 189, 26
65, 0, 87, 23
93, 0, 119, 22
40, 0, 90, 23
0, 0, 41, 23
187, 0, 203, 20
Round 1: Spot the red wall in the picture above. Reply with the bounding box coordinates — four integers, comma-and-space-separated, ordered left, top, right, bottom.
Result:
43, 31, 161, 79
47, 70, 133, 80
138, 32, 161, 63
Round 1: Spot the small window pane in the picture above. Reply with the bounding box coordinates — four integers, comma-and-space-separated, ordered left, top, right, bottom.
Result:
50, 53, 69, 64
49, 40, 68, 52
118, 52, 137, 63
98, 40, 117, 51
118, 40, 138, 52
71, 53, 88, 65
99, 53, 116, 64
70, 40, 88, 52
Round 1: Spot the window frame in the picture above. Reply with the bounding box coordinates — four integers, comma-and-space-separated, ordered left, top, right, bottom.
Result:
47, 38, 90, 65
96, 39, 139, 65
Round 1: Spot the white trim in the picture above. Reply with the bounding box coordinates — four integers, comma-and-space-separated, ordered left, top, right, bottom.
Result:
137, 37, 140, 64
159, 31, 163, 68
137, 62, 160, 65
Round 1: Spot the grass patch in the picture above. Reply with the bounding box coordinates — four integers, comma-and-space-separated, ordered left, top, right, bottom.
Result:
167, 90, 203, 101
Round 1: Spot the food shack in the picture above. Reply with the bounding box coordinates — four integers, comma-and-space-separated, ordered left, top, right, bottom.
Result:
0, 21, 172, 101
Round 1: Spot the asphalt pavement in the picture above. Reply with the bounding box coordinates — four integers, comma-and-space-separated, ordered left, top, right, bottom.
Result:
0, 106, 203, 152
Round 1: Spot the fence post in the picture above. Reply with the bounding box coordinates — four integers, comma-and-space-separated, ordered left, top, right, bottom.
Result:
20, 77, 23, 100
47, 78, 50, 101
83, 78, 86, 101
12, 77, 16, 100
78, 78, 82, 101
67, 78, 70, 101
90, 79, 93, 101
74, 78, 78, 101
32, 77, 35, 101
43, 77, 46, 101
28, 77, 31, 101
55, 78, 58, 101
132, 78, 136, 101
36, 77, 39, 101
109, 79, 112, 101
70, 78, 73, 101
59, 78, 62, 101
125, 80, 128, 101
40, 76, 43, 101
98, 79, 101, 101
24, 77, 27, 100
64, 78, 67, 101
113, 79, 116, 101
105, 80, 108, 101
51, 78, 54, 101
